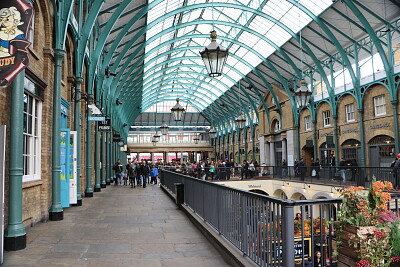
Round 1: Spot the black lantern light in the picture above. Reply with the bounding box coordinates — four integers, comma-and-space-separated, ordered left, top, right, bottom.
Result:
235, 112, 246, 129
295, 80, 312, 109
159, 123, 169, 135
153, 132, 161, 142
209, 127, 216, 139
200, 30, 229, 77
193, 137, 200, 144
171, 98, 185, 121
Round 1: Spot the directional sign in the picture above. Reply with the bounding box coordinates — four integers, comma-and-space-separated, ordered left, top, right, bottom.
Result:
98, 119, 111, 132
88, 116, 105, 121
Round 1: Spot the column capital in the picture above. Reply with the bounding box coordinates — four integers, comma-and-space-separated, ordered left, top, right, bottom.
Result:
75, 76, 84, 84
53, 49, 66, 59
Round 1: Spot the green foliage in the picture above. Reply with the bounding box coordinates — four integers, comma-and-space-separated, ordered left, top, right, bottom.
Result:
391, 220, 400, 257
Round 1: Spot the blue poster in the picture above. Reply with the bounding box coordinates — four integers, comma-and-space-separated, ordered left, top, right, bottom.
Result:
60, 129, 70, 207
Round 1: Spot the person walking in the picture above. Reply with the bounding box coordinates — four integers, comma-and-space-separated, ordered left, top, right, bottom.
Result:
298, 158, 306, 181
209, 162, 215, 180
281, 159, 287, 177
150, 165, 158, 185
339, 157, 347, 183
113, 159, 124, 185
140, 160, 149, 188
127, 162, 137, 188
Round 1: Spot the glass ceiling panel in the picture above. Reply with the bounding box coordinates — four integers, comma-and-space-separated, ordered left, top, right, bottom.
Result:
143, 0, 332, 112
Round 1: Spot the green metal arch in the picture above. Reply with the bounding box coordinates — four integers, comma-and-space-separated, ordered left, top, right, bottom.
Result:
109, 34, 273, 120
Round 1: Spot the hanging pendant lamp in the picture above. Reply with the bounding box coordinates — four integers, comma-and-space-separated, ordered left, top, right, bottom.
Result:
171, 98, 185, 121
200, 30, 229, 77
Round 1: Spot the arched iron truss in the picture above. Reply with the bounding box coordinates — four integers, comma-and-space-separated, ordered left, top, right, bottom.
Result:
59, 0, 399, 138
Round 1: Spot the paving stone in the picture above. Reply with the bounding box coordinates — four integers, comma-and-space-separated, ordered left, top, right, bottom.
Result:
3, 186, 228, 267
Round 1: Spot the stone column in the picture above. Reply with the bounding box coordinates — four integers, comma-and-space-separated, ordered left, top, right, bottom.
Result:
269, 142, 275, 166
282, 139, 287, 161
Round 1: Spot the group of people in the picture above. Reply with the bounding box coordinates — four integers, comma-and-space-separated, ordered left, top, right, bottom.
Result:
113, 159, 159, 188
165, 159, 260, 181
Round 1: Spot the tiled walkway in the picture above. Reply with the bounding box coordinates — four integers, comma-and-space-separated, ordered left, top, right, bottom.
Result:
3, 184, 229, 267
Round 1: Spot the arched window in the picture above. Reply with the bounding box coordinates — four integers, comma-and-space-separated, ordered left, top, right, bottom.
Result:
272, 119, 280, 132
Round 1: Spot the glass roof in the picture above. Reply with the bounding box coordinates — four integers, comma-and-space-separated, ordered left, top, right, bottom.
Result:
142, 0, 333, 112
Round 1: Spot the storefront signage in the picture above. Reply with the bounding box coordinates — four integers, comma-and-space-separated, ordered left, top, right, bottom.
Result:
272, 238, 311, 262
248, 184, 261, 189
0, 0, 33, 87
88, 116, 105, 121
370, 123, 390, 129
98, 118, 111, 132
341, 128, 359, 134
113, 133, 121, 142
319, 131, 333, 138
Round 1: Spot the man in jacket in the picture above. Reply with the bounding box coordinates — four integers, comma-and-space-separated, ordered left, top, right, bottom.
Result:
140, 160, 149, 188
113, 159, 124, 185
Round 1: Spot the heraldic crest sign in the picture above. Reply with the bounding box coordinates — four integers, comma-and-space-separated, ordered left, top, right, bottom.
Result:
0, 0, 33, 87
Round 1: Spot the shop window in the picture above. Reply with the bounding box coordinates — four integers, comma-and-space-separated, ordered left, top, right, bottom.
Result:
305, 116, 311, 131
374, 95, 386, 117
23, 93, 42, 181
345, 103, 355, 122
341, 139, 360, 163
323, 110, 331, 127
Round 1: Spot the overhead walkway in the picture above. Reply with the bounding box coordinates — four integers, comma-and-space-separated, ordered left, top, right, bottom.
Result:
2, 185, 229, 267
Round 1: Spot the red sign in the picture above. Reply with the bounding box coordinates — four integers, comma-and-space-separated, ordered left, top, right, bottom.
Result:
0, 0, 33, 87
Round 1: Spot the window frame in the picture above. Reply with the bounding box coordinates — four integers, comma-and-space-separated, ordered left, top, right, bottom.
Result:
323, 110, 331, 127
23, 92, 42, 182
305, 115, 311, 131
345, 103, 355, 122
374, 94, 386, 117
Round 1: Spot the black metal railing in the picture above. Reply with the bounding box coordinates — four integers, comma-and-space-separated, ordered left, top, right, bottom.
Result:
161, 170, 345, 267
161, 165, 400, 189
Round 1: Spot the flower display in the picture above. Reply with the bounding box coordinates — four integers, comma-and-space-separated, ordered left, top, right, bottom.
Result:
334, 178, 400, 266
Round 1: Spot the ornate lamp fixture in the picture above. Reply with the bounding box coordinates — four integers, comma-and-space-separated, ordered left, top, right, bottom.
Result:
193, 136, 200, 144
209, 127, 216, 139
152, 137, 158, 146
159, 123, 169, 135
200, 30, 229, 77
295, 80, 312, 109
171, 98, 185, 121
235, 112, 246, 129
153, 132, 161, 142
294, 1, 311, 110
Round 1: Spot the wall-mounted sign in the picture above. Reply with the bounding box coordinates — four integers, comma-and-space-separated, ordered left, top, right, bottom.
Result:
0, 0, 33, 87
88, 116, 105, 121
370, 123, 390, 129
112, 133, 121, 142
341, 128, 359, 134
98, 118, 111, 132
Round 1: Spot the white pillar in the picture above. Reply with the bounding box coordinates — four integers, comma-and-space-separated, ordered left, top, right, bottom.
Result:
180, 152, 183, 164
265, 142, 270, 165
269, 142, 275, 166
282, 139, 287, 161
151, 152, 154, 163
259, 136, 266, 165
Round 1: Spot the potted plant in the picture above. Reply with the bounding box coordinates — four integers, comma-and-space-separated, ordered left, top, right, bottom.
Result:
334, 179, 400, 266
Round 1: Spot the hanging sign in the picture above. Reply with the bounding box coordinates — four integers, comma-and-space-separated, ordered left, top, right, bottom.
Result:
0, 0, 33, 87
88, 116, 105, 121
98, 118, 111, 132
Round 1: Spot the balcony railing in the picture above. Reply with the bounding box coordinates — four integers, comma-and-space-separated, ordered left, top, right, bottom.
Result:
160, 170, 400, 267
162, 165, 400, 189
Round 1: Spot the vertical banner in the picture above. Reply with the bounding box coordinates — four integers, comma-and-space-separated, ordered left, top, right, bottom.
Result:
0, 126, 5, 263
0, 0, 33, 87
60, 129, 70, 208
69, 131, 77, 204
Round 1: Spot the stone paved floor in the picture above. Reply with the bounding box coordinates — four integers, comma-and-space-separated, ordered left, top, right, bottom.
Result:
3, 184, 230, 267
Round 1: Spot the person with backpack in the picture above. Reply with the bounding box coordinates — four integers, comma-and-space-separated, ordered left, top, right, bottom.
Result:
113, 159, 124, 185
